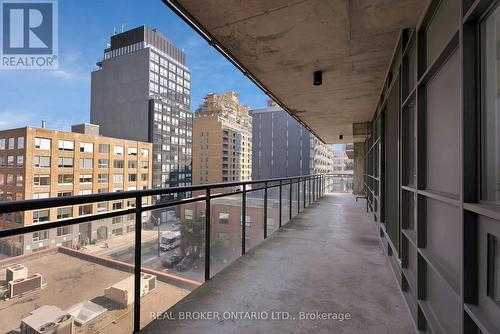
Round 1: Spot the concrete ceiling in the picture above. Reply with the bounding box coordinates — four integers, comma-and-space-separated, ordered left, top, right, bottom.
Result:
171, 0, 428, 143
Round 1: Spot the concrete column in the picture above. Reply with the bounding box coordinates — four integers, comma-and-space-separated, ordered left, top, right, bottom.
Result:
353, 142, 364, 195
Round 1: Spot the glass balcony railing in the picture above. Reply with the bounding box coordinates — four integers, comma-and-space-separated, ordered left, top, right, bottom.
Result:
324, 173, 354, 193
0, 175, 329, 333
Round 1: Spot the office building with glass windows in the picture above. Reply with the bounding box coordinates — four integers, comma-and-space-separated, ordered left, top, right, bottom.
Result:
90, 26, 192, 200
251, 101, 334, 179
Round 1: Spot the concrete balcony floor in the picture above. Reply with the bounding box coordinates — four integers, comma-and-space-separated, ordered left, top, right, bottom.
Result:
142, 193, 413, 334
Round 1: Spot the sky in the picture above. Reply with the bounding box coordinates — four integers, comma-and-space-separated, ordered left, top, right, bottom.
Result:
0, 0, 268, 131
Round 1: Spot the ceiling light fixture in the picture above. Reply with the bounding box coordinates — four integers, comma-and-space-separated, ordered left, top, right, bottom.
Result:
313, 71, 322, 86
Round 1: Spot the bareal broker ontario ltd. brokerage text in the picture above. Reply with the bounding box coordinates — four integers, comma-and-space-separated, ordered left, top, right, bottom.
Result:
151, 311, 352, 322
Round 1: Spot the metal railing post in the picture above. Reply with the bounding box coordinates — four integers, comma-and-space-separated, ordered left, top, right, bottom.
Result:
303, 177, 306, 209
312, 177, 314, 202
317, 176, 319, 198
319, 176, 321, 196
242, 184, 246, 255
297, 178, 300, 214
316, 176, 318, 200
307, 177, 311, 205
133, 195, 142, 333
313, 176, 316, 202
318, 176, 320, 198
322, 176, 324, 195
278, 180, 282, 228
318, 176, 321, 197
205, 188, 211, 281
289, 179, 292, 221
264, 182, 268, 239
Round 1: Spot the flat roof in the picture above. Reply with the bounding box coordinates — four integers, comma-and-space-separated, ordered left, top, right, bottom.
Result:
0, 250, 190, 333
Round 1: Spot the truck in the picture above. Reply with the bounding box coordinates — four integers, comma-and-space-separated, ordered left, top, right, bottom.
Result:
160, 231, 181, 252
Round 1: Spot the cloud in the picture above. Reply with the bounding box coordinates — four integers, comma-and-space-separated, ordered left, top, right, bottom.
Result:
184, 36, 205, 50
51, 68, 88, 81
65, 50, 83, 63
0, 110, 37, 130
51, 69, 75, 79
50, 50, 89, 81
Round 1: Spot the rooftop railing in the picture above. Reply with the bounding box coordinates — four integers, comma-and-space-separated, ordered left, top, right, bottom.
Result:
0, 174, 335, 333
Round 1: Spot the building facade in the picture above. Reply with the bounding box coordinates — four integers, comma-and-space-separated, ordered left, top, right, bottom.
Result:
309, 135, 334, 175
251, 101, 310, 179
193, 92, 252, 186
251, 102, 334, 179
0, 124, 152, 255
332, 145, 354, 174
178, 196, 280, 272
90, 26, 192, 198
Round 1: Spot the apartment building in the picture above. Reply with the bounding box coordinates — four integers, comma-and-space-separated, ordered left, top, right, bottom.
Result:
251, 101, 310, 179
0, 123, 152, 255
193, 92, 252, 186
332, 145, 353, 174
90, 26, 192, 198
251, 102, 334, 179
178, 197, 280, 267
309, 135, 334, 175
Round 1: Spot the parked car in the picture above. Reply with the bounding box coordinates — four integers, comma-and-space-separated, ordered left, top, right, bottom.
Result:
176, 256, 195, 272
162, 255, 183, 269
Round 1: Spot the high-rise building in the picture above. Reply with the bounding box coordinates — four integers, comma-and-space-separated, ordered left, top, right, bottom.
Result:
192, 92, 252, 186
0, 123, 152, 255
90, 26, 192, 199
309, 135, 334, 175
332, 144, 354, 173
251, 102, 333, 179
251, 101, 310, 179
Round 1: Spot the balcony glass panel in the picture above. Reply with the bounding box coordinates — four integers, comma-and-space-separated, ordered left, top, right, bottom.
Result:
210, 194, 241, 277
245, 189, 264, 252
141, 203, 202, 329
0, 214, 135, 333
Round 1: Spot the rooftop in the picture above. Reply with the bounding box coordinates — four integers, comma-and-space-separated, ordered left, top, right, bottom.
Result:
0, 249, 191, 333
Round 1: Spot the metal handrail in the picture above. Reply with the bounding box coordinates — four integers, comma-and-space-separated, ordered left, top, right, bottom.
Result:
0, 175, 313, 214
0, 173, 329, 333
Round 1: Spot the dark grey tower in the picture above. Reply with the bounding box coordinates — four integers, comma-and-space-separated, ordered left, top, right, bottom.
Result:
91, 26, 192, 200
251, 101, 310, 179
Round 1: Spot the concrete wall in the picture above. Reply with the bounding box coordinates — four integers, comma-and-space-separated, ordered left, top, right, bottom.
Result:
353, 142, 364, 195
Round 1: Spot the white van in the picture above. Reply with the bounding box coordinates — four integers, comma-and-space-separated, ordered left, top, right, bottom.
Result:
160, 231, 181, 251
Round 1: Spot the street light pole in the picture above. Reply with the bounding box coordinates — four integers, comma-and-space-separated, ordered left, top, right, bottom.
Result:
152, 215, 161, 257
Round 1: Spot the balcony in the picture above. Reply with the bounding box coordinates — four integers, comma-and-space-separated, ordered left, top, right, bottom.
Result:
142, 192, 412, 334
0, 175, 358, 333
0, 175, 410, 333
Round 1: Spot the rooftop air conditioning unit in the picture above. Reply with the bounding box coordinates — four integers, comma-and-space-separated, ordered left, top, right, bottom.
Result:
6, 264, 28, 282
104, 273, 157, 307
141, 273, 156, 295
8, 273, 42, 298
20, 305, 73, 334
104, 275, 134, 307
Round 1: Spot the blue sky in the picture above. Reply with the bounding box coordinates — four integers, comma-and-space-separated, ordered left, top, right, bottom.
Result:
0, 0, 268, 131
